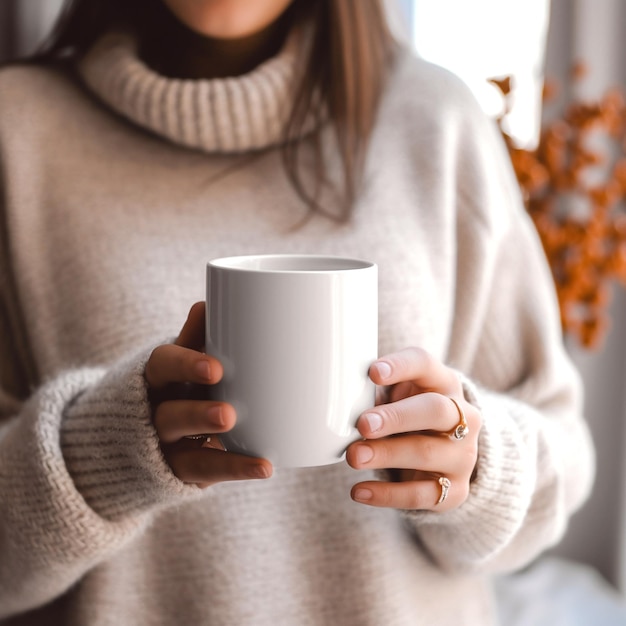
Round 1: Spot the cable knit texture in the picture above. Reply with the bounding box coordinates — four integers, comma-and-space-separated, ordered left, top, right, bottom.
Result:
0, 31, 594, 626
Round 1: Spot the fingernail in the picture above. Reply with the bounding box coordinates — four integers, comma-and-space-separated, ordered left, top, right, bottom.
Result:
355, 445, 374, 464
363, 412, 383, 433
207, 406, 225, 427
249, 464, 270, 479
195, 360, 211, 381
375, 361, 392, 380
353, 488, 373, 502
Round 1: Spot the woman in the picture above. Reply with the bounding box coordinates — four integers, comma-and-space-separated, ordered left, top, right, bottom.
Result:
0, 0, 594, 624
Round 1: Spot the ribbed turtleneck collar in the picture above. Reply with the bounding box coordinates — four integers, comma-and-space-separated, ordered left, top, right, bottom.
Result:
77, 27, 303, 154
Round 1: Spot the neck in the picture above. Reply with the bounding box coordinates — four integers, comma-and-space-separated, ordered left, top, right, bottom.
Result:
138, 2, 294, 79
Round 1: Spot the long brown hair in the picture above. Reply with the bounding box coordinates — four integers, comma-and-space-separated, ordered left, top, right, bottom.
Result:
32, 0, 396, 220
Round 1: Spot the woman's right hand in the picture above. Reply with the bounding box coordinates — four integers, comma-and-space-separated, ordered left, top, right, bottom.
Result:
144, 302, 273, 488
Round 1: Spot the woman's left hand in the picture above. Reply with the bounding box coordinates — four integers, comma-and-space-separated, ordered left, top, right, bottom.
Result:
346, 347, 482, 511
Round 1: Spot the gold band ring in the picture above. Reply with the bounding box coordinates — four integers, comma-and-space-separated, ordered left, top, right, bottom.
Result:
446, 397, 469, 441
184, 434, 212, 445
436, 476, 451, 505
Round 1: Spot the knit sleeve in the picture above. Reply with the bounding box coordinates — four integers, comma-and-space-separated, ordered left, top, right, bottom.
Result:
401, 88, 595, 574
0, 339, 204, 618
0, 182, 201, 616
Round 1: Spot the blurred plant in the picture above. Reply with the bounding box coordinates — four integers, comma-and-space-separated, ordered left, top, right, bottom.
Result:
492, 69, 626, 348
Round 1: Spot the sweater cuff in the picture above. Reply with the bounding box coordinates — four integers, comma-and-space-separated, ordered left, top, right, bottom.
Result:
403, 377, 539, 571
61, 344, 200, 521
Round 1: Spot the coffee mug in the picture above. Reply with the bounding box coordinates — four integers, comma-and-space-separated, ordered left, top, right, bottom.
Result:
206, 254, 378, 468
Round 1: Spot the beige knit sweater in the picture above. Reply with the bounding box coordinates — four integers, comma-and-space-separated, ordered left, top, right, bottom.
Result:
0, 31, 594, 626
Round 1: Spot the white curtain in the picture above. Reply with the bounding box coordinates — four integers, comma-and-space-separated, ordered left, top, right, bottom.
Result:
411, 0, 550, 149
0, 0, 64, 60
14, 0, 64, 55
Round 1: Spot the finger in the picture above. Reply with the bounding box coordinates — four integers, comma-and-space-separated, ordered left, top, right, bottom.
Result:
175, 302, 206, 350
351, 477, 469, 511
154, 400, 236, 443
374, 381, 415, 406
388, 381, 418, 403
166, 446, 273, 485
357, 392, 479, 439
346, 432, 478, 477
369, 347, 459, 393
145, 343, 224, 389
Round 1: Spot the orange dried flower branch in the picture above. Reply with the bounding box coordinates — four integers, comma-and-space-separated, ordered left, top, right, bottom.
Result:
494, 72, 626, 348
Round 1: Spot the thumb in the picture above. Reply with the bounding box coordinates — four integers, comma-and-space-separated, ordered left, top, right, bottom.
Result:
175, 301, 206, 350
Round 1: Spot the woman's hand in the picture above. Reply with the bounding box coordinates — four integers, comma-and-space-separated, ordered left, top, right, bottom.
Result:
346, 347, 481, 511
144, 302, 273, 488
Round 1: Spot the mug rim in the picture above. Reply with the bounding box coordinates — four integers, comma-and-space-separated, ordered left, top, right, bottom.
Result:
208, 254, 376, 274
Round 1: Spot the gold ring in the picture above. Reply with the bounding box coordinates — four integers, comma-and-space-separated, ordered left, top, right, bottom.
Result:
184, 434, 212, 445
436, 476, 451, 505
446, 397, 469, 440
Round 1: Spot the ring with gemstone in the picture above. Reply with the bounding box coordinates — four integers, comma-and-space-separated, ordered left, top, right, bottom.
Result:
183, 434, 212, 445
436, 476, 451, 505
446, 397, 469, 441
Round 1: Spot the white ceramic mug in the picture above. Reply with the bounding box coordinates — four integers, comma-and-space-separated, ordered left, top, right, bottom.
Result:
206, 254, 378, 468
